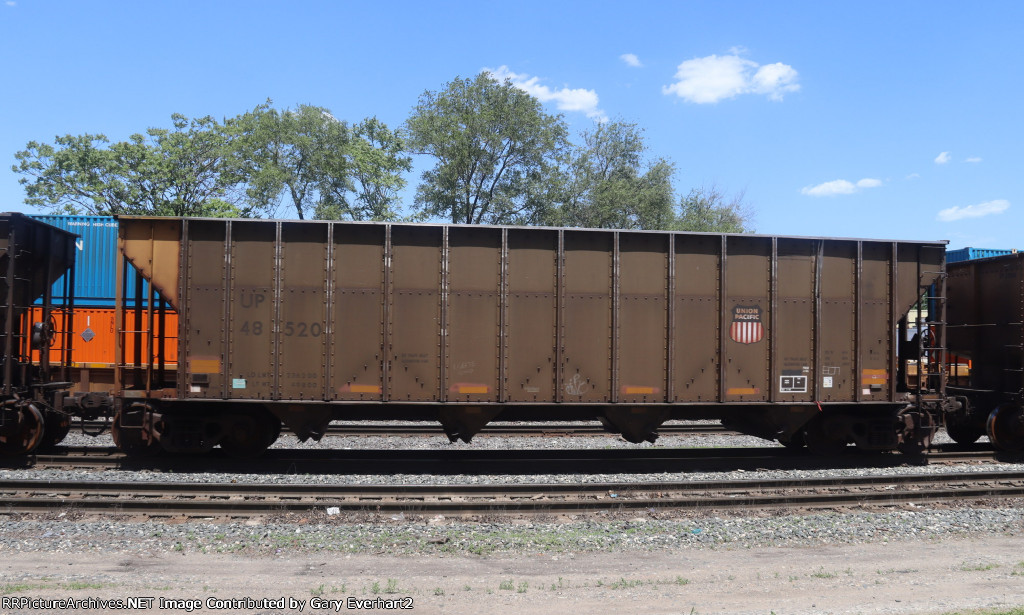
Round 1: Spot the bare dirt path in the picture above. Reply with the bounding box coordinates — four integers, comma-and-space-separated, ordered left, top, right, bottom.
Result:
2, 534, 1023, 614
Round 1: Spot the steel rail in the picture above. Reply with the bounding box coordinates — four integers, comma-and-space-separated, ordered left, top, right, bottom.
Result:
1, 471, 1023, 517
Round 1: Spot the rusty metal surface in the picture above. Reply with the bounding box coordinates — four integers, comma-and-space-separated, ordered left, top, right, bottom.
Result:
561, 230, 613, 403
506, 229, 557, 402
446, 226, 502, 402
947, 253, 1024, 401
332, 224, 386, 401
115, 218, 946, 409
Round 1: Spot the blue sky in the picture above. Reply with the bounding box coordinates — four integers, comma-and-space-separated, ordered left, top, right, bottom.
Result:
1, 0, 1021, 249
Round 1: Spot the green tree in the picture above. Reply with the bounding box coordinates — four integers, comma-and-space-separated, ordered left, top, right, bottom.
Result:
672, 186, 752, 233
345, 117, 412, 221
406, 72, 569, 225
13, 115, 247, 217
230, 102, 352, 220
551, 120, 676, 230
231, 103, 411, 221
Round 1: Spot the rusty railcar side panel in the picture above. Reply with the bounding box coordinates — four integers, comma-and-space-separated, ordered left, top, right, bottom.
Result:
115, 217, 947, 413
617, 232, 669, 402
722, 236, 771, 402
225, 221, 276, 399
446, 226, 502, 402
897, 243, 943, 317
120, 218, 181, 309
505, 228, 558, 402
181, 220, 228, 398
672, 234, 721, 402
276, 222, 329, 400
947, 254, 1024, 398
819, 241, 858, 401
859, 243, 893, 400
388, 225, 442, 401
331, 224, 386, 401
774, 238, 815, 403
561, 230, 613, 403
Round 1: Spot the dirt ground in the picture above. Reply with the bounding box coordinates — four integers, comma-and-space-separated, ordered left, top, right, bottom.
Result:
2, 534, 1023, 614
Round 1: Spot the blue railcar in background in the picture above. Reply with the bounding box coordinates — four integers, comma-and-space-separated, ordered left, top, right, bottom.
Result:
30, 215, 150, 306
946, 247, 1018, 264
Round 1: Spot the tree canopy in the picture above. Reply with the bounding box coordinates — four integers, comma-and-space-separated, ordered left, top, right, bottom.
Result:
13, 114, 246, 217
13, 79, 753, 232
551, 120, 677, 230
405, 73, 569, 225
672, 186, 751, 233
13, 103, 410, 221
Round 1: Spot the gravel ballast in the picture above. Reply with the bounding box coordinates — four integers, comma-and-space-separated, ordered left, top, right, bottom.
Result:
1, 428, 1021, 556
3, 428, 1024, 614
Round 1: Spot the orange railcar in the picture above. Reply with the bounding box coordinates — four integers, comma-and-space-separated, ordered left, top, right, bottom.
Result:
31, 306, 178, 392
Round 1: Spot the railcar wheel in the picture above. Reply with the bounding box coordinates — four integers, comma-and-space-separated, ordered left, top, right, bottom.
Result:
802, 416, 848, 456
0, 403, 46, 456
986, 404, 1024, 451
945, 417, 984, 445
219, 413, 274, 458
111, 413, 157, 456
265, 414, 282, 446
778, 430, 806, 450
896, 408, 935, 455
37, 411, 71, 451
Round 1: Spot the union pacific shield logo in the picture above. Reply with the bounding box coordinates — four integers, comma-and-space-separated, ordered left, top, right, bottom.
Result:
730, 304, 764, 344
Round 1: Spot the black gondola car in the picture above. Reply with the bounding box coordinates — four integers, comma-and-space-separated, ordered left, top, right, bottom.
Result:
0, 213, 78, 455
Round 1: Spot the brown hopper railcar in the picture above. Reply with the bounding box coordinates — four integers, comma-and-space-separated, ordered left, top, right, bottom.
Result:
0, 213, 78, 455
56, 217, 949, 457
946, 253, 1024, 449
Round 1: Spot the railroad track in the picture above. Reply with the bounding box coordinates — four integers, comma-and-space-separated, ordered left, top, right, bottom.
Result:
2, 470, 1023, 518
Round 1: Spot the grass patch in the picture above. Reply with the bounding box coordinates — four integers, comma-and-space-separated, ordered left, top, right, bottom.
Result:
877, 568, 919, 575
609, 578, 643, 590
62, 582, 105, 590
959, 562, 1000, 572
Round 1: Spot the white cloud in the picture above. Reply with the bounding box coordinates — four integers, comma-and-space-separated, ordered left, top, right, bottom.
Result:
620, 53, 643, 68
5, 2, 16, 6
802, 180, 857, 196
937, 199, 1010, 222
750, 63, 800, 101
801, 178, 882, 197
906, 173, 921, 180
662, 52, 799, 104
485, 66, 607, 122
965, 156, 982, 163
934, 151, 952, 164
